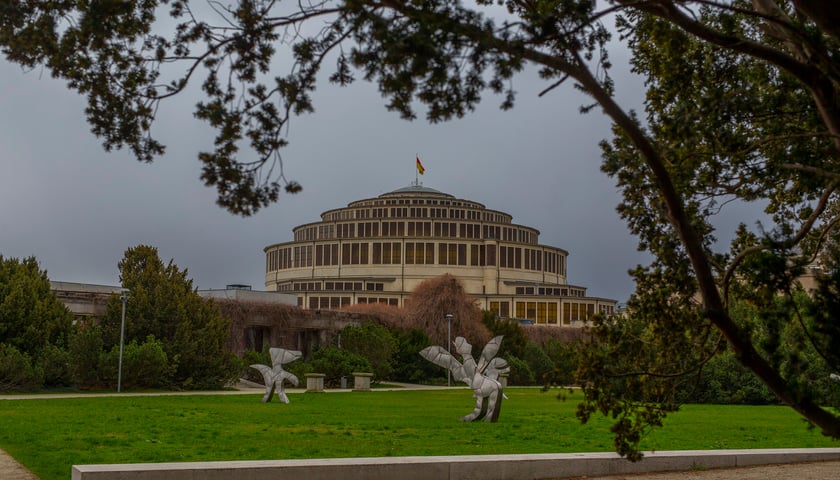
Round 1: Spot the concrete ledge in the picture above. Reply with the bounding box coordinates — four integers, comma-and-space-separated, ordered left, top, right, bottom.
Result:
72, 448, 840, 480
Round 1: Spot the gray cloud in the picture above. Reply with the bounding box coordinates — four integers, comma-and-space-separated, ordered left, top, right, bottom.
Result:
1, 53, 648, 303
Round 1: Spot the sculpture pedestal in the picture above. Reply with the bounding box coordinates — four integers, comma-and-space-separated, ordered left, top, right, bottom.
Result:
352, 372, 373, 391
304, 373, 325, 392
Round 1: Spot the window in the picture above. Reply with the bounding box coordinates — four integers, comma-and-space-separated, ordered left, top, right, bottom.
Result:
405, 243, 415, 264
408, 242, 435, 264
548, 303, 558, 324
438, 243, 464, 265
527, 302, 536, 320
358, 222, 379, 238
294, 245, 312, 267
337, 223, 356, 238
470, 245, 485, 266
382, 221, 405, 237
315, 244, 338, 266
340, 243, 368, 265
500, 246, 519, 269
537, 303, 547, 324
486, 245, 496, 266
498, 301, 510, 317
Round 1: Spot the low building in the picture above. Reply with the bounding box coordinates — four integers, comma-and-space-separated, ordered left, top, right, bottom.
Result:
50, 282, 347, 356
264, 184, 616, 326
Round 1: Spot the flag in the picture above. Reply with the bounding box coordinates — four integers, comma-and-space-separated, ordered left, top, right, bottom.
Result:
416, 156, 425, 175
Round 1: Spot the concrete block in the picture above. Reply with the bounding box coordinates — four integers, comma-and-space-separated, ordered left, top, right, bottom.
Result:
72, 448, 840, 480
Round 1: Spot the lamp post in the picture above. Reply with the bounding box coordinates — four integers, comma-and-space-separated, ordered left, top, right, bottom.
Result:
117, 290, 128, 393
445, 313, 453, 387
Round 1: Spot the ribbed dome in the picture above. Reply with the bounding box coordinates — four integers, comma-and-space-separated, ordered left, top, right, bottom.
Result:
380, 185, 453, 197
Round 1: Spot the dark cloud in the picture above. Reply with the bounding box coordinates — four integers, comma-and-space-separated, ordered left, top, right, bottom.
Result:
1, 55, 647, 302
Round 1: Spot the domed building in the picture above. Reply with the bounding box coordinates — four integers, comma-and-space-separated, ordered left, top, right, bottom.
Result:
264, 184, 616, 326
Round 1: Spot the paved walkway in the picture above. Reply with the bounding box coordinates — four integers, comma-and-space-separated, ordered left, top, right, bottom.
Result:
0, 449, 37, 480
2, 385, 839, 479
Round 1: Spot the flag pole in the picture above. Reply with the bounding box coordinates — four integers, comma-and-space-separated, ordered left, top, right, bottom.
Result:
415, 153, 419, 186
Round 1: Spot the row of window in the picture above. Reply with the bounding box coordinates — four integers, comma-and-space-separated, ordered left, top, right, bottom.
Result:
293, 296, 607, 324
487, 301, 598, 324
324, 204, 508, 223
285, 281, 386, 292
301, 296, 400, 309
293, 220, 538, 244
515, 286, 586, 297
267, 242, 566, 274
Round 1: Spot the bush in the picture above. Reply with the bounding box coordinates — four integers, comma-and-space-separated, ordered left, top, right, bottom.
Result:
340, 322, 396, 382
678, 350, 777, 404
543, 338, 580, 387
391, 328, 438, 384
309, 346, 371, 387
523, 342, 554, 384
506, 355, 534, 386
240, 348, 272, 384
0, 344, 43, 391
37, 344, 72, 388
69, 326, 106, 389
122, 336, 171, 389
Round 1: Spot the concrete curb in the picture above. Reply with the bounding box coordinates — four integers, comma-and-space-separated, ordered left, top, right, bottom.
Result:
72, 448, 840, 480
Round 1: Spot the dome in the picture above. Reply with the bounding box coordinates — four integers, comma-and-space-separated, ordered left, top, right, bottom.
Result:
264, 185, 616, 325
380, 185, 453, 198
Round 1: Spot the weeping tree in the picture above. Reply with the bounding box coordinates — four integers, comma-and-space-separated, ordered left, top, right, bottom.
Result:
4, 0, 840, 457
404, 274, 488, 348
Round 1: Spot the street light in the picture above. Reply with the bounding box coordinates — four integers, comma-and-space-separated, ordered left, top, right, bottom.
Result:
445, 313, 453, 387
117, 289, 128, 393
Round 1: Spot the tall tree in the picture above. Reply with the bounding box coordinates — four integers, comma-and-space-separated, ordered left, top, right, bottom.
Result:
4, 0, 840, 453
0, 255, 73, 358
575, 2, 840, 458
101, 245, 238, 389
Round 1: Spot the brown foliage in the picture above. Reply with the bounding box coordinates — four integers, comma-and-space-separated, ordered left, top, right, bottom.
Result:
525, 325, 590, 346
403, 274, 490, 347
339, 302, 406, 330
214, 299, 300, 353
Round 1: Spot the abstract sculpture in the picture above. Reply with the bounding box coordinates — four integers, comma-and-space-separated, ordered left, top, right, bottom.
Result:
250, 347, 302, 403
420, 336, 510, 422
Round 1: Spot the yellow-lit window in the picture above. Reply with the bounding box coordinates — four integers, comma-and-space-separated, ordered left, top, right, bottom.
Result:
499, 301, 510, 317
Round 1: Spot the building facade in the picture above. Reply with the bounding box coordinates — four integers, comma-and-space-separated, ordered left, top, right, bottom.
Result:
264, 185, 616, 326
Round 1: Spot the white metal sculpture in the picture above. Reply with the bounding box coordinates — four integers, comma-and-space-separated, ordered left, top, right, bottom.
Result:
420, 336, 510, 422
251, 347, 302, 403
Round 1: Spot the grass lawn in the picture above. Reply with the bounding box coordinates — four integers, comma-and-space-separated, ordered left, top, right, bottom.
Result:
1, 388, 837, 480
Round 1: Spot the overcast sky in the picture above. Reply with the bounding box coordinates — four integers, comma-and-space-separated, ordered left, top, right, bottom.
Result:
0, 24, 657, 303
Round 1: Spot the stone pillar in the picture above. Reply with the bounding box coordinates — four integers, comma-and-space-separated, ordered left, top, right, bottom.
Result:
352, 372, 373, 391
305, 373, 325, 392
499, 373, 509, 388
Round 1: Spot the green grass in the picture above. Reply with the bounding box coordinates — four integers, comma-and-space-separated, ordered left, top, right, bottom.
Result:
0, 389, 837, 480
